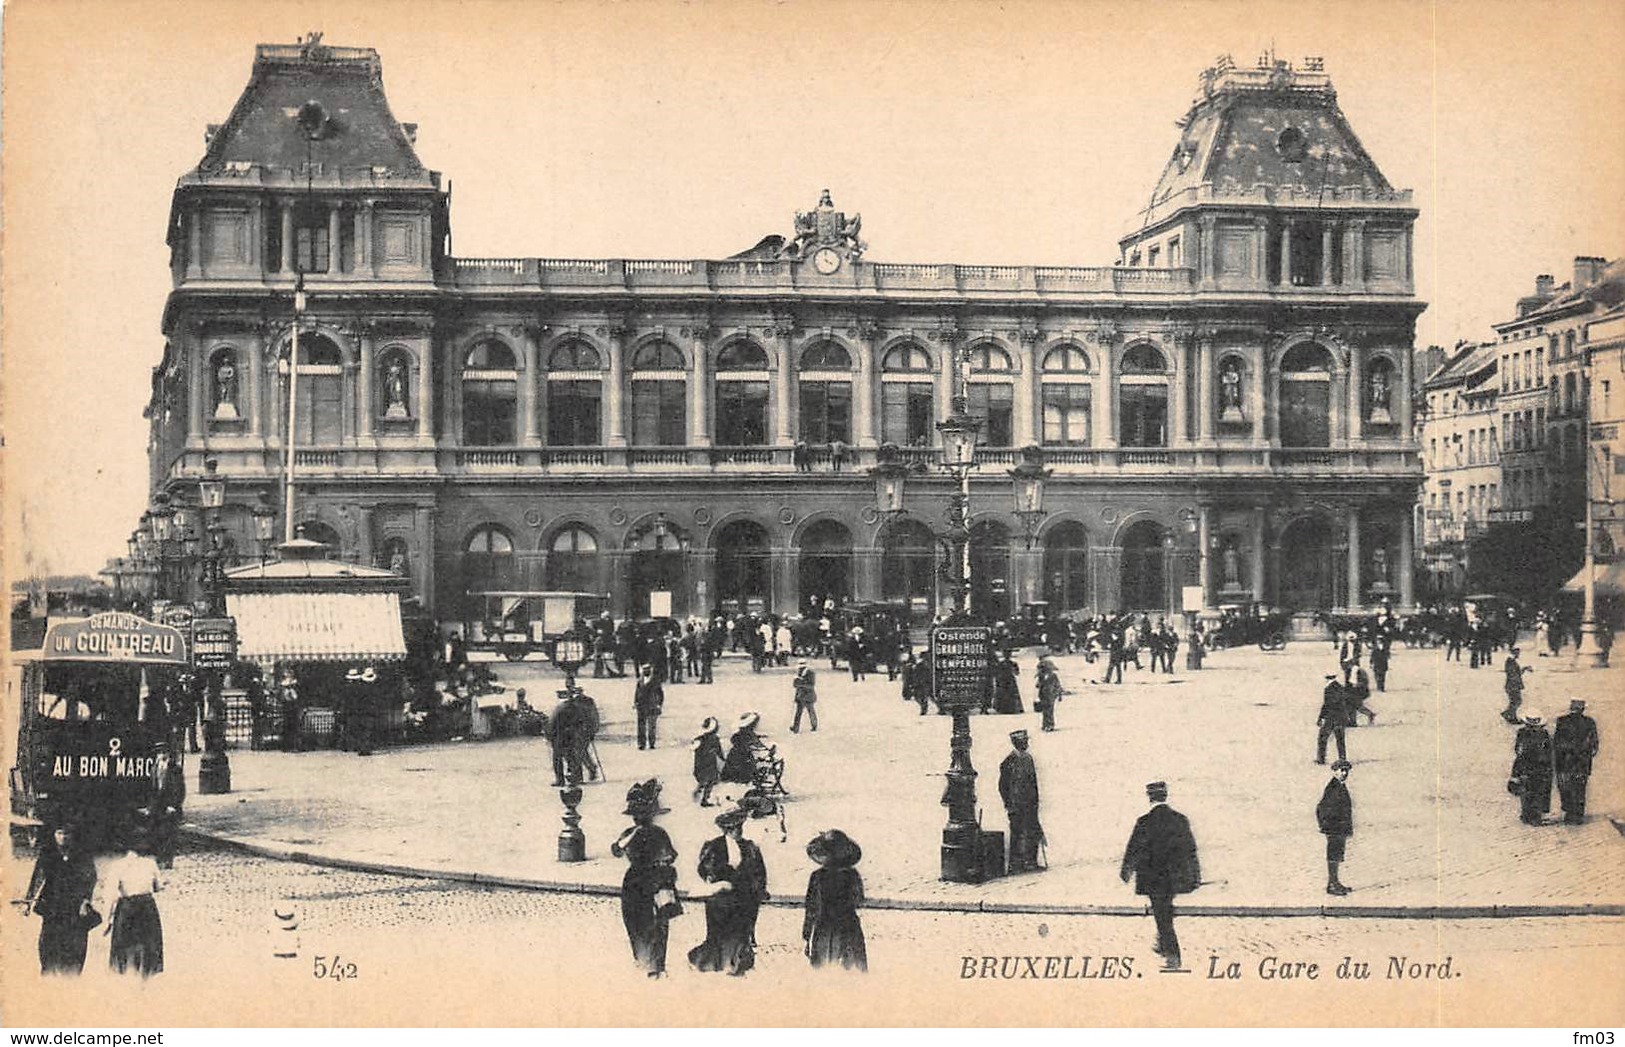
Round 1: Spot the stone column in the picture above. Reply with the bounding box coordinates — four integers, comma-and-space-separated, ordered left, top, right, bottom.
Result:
1198, 336, 1215, 443
186, 211, 203, 279
1397, 347, 1414, 435
771, 545, 797, 616
1346, 509, 1362, 610
327, 205, 342, 274
1280, 219, 1293, 286
1253, 217, 1269, 286
1347, 348, 1364, 444
355, 506, 375, 567
361, 200, 375, 274
690, 548, 716, 619
1346, 219, 1366, 289
1095, 337, 1117, 447
519, 329, 539, 445
1170, 339, 1189, 445
1321, 224, 1335, 286
689, 329, 711, 447
1013, 334, 1038, 445
340, 361, 358, 445
280, 200, 294, 274
1397, 509, 1415, 609
1250, 507, 1267, 601
188, 337, 206, 442
1251, 350, 1267, 444
245, 330, 264, 438
415, 342, 434, 441
353, 208, 367, 277
854, 323, 878, 447
1198, 504, 1213, 608
606, 323, 628, 446
1199, 214, 1217, 289
854, 546, 883, 603
416, 504, 437, 615
773, 320, 795, 446
357, 327, 375, 440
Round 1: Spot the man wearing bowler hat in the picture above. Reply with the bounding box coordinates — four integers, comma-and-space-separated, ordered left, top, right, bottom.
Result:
1316, 674, 1348, 765
1120, 781, 1201, 970
1553, 698, 1600, 825
998, 730, 1044, 873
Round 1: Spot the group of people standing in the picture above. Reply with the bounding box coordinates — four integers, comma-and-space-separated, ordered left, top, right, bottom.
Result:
1509, 698, 1601, 827
21, 824, 166, 979
612, 779, 867, 978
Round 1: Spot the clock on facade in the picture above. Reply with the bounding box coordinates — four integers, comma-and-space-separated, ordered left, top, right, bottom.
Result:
812, 247, 842, 274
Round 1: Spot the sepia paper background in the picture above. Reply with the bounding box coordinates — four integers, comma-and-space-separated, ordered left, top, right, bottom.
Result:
3, 0, 1623, 1028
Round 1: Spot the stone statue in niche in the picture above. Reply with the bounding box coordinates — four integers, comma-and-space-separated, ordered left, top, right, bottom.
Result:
388, 547, 408, 576
1222, 540, 1242, 589
213, 356, 240, 420
383, 356, 409, 418
1219, 359, 1244, 421
1372, 546, 1389, 586
1368, 366, 1392, 424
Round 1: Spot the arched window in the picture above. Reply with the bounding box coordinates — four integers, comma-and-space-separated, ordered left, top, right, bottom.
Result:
629, 340, 686, 446
546, 339, 602, 446
1042, 344, 1092, 446
462, 339, 518, 446
714, 340, 769, 445
1119, 343, 1168, 447
1279, 342, 1333, 447
289, 334, 343, 445
798, 519, 854, 604
800, 341, 852, 444
881, 343, 934, 446
1042, 521, 1090, 612
546, 525, 600, 591
296, 520, 342, 552
967, 344, 1014, 446
464, 525, 515, 592
1119, 519, 1168, 611
377, 348, 414, 420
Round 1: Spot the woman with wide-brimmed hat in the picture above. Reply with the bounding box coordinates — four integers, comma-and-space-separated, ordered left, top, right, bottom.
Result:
692, 718, 724, 807
687, 804, 769, 975
802, 829, 867, 971
1511, 710, 1554, 825
611, 779, 680, 976
720, 712, 762, 784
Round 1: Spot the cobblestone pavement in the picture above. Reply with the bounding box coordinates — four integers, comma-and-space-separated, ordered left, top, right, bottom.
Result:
181, 641, 1624, 911
5, 843, 1621, 1026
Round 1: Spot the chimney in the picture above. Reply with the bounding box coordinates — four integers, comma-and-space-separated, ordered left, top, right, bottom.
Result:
1574, 256, 1606, 292
1535, 274, 1554, 297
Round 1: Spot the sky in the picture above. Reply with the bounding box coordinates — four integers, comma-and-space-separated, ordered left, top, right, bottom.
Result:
4, 0, 1624, 576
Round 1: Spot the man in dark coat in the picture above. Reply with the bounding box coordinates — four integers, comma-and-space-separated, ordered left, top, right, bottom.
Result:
1316, 675, 1348, 764
633, 664, 664, 750
998, 730, 1044, 873
23, 824, 100, 975
790, 660, 819, 733
551, 687, 600, 784
1120, 781, 1201, 970
1501, 647, 1532, 723
1553, 699, 1600, 824
1316, 760, 1354, 895
1369, 636, 1391, 693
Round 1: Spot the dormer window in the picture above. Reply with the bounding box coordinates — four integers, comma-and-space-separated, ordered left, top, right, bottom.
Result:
293, 201, 330, 273
1276, 126, 1308, 163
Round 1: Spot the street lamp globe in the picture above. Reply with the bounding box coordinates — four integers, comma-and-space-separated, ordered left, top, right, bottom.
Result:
938, 411, 980, 469
872, 461, 909, 516
199, 457, 226, 510
149, 499, 175, 543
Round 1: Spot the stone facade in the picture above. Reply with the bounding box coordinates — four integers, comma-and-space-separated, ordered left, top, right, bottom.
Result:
145, 42, 1424, 622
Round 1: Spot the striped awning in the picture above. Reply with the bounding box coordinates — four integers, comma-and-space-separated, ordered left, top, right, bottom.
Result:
226, 591, 407, 663
1563, 561, 1625, 597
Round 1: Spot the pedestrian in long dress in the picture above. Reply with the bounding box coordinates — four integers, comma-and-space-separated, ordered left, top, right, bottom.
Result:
1511, 712, 1554, 825
721, 712, 762, 784
803, 829, 867, 971
23, 825, 99, 976
1120, 781, 1201, 971
692, 718, 724, 806
991, 651, 1023, 714
999, 730, 1045, 872
688, 805, 769, 975
1553, 698, 1601, 824
612, 779, 680, 977
1035, 657, 1063, 732
102, 845, 165, 977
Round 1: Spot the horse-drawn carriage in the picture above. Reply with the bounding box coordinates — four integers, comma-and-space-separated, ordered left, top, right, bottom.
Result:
1207, 606, 1292, 651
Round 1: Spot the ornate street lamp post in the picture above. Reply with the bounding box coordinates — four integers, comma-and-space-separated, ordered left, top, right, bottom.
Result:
1009, 445, 1051, 551
549, 627, 590, 861
197, 458, 233, 795
252, 491, 278, 564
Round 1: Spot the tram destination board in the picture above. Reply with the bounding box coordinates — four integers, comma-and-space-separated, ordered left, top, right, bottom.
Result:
931, 624, 992, 707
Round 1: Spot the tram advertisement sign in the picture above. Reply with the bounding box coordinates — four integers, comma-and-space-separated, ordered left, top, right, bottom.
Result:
931, 624, 992, 707
36, 723, 165, 808
192, 617, 238, 669
44, 613, 189, 666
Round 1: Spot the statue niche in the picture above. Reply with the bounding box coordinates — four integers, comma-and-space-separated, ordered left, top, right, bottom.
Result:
382, 354, 410, 419
213, 351, 240, 420
1218, 358, 1245, 422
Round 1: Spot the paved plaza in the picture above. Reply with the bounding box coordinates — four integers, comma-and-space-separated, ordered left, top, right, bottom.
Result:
184, 640, 1624, 913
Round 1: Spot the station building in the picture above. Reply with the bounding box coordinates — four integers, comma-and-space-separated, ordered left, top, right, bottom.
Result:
144, 40, 1424, 624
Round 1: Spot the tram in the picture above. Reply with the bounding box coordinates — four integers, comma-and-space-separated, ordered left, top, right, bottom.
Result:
8, 613, 189, 852
458, 590, 611, 661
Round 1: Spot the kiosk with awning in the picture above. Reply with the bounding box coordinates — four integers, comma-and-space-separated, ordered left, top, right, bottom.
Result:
223, 538, 412, 750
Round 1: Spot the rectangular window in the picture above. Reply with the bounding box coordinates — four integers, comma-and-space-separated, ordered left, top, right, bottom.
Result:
1042, 384, 1092, 446
631, 380, 686, 446
463, 380, 516, 446
1535, 406, 1546, 445
968, 384, 1014, 446
1119, 384, 1170, 447
1167, 237, 1182, 268
882, 382, 933, 446
1147, 246, 1161, 268
799, 381, 852, 444
546, 381, 601, 446
716, 381, 769, 445
294, 221, 330, 274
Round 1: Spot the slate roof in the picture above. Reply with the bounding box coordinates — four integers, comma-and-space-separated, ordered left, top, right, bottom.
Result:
197, 40, 425, 176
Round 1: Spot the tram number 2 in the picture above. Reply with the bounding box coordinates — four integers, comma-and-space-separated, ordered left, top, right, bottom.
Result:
312, 955, 359, 982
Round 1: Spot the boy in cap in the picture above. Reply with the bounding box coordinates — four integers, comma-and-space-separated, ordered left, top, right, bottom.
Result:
1316, 760, 1354, 895
998, 730, 1044, 873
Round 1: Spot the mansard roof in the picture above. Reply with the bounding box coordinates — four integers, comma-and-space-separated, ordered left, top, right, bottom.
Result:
195, 37, 426, 177
1146, 55, 1393, 213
